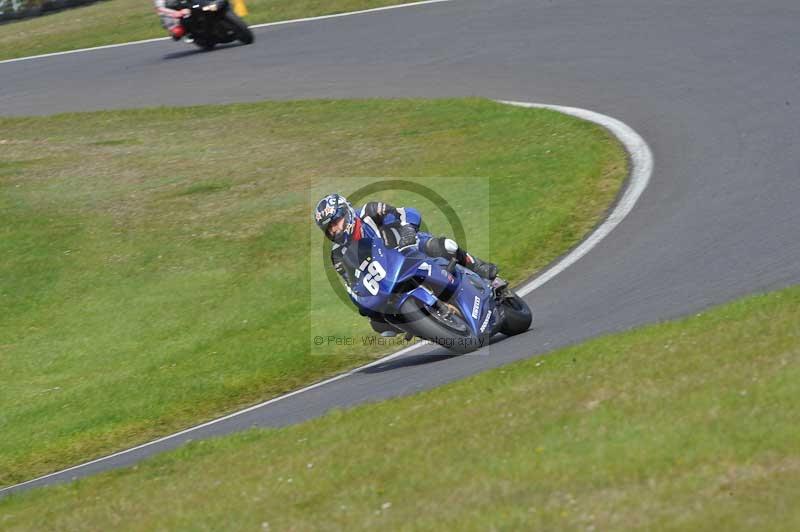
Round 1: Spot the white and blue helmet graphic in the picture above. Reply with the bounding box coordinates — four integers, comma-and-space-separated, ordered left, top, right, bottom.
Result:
314, 193, 356, 244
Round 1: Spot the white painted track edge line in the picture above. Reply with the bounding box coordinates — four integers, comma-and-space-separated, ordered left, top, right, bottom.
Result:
502, 101, 653, 297
0, 0, 452, 65
0, 36, 170, 65
0, 342, 422, 495
248, 0, 452, 30
0, 100, 652, 495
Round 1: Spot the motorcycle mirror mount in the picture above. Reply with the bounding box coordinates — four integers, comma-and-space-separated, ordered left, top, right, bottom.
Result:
446, 257, 458, 274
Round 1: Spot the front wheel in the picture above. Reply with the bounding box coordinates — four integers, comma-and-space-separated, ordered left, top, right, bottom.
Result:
498, 292, 532, 336
392, 298, 485, 354
224, 11, 254, 44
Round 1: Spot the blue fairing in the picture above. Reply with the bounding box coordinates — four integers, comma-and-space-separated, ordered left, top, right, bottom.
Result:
401, 286, 439, 308
345, 236, 498, 337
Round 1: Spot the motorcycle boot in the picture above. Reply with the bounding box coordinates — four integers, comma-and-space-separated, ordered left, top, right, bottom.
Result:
370, 318, 401, 336
370, 319, 413, 341
465, 255, 498, 281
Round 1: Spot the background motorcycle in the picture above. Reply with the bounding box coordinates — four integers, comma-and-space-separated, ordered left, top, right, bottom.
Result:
175, 0, 253, 50
343, 235, 532, 354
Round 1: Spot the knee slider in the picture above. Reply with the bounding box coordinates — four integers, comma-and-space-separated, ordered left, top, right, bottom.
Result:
423, 236, 444, 257
424, 236, 459, 258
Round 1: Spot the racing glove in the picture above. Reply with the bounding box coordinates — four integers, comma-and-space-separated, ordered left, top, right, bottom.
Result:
397, 224, 418, 248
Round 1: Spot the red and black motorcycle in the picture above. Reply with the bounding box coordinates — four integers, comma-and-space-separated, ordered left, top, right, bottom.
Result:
173, 0, 253, 50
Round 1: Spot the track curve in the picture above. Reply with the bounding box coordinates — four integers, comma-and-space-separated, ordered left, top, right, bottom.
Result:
2, 0, 800, 494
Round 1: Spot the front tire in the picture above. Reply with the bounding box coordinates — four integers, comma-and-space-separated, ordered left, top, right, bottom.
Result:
498, 292, 532, 336
393, 298, 484, 354
224, 11, 254, 44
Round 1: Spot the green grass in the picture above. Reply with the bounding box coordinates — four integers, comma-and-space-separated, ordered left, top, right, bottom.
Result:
0, 98, 626, 486
0, 0, 421, 61
2, 285, 799, 530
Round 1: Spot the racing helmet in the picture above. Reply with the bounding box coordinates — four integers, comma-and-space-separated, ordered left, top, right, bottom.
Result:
314, 193, 356, 244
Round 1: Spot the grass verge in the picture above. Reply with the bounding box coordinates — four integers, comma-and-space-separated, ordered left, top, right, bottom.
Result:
0, 0, 422, 61
0, 98, 626, 485
2, 285, 799, 529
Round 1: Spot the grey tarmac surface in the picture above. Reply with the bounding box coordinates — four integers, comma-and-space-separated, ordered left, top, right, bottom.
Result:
2, 0, 800, 495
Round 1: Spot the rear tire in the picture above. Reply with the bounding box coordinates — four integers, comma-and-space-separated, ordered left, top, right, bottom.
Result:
225, 11, 254, 44
393, 298, 484, 354
498, 292, 532, 336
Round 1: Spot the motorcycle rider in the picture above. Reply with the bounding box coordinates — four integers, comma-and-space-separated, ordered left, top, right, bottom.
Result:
314, 193, 498, 335
154, 0, 190, 41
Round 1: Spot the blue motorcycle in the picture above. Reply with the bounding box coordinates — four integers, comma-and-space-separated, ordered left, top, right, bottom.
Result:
342, 234, 532, 354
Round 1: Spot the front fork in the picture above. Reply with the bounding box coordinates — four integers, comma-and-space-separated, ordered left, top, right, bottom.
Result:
489, 277, 512, 335
491, 277, 510, 299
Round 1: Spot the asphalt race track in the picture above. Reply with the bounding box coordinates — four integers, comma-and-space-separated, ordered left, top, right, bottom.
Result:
2, 0, 800, 494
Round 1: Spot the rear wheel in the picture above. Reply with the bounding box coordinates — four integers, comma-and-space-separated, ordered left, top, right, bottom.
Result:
224, 11, 254, 44
498, 292, 532, 336
394, 298, 484, 354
